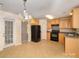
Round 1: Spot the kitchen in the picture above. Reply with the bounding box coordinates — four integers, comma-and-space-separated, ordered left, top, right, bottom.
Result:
0, 0, 79, 58
47, 7, 79, 56
26, 7, 79, 56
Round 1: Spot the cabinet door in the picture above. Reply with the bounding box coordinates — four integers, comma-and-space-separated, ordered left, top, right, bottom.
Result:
60, 19, 72, 29
68, 19, 72, 28
73, 8, 79, 28
60, 20, 66, 28
65, 37, 78, 53
59, 33, 65, 45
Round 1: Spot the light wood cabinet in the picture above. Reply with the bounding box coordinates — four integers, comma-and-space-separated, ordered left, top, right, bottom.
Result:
47, 32, 51, 40
65, 37, 79, 55
60, 16, 72, 29
60, 8, 79, 28
60, 19, 67, 28
31, 18, 39, 25
59, 33, 65, 45
73, 8, 79, 28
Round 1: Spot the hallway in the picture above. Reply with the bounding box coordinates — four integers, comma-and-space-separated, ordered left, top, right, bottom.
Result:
0, 40, 76, 58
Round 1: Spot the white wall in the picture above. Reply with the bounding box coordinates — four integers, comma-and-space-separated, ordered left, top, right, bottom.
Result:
0, 17, 5, 51
14, 17, 22, 45
27, 20, 31, 42
39, 19, 47, 40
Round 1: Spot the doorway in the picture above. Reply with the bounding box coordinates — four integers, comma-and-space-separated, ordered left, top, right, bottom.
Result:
21, 21, 28, 43
5, 21, 13, 47
31, 25, 41, 42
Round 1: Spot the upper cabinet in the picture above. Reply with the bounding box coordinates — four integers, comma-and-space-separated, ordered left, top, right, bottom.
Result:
60, 16, 72, 29
47, 19, 60, 29
73, 8, 79, 28
30, 18, 39, 25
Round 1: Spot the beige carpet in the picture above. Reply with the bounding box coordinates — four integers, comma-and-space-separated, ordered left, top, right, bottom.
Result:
0, 40, 78, 58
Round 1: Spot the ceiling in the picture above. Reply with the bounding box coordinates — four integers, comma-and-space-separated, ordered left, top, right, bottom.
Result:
0, 0, 79, 18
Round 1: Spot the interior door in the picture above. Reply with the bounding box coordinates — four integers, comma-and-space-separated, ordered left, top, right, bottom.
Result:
5, 21, 13, 46
21, 21, 28, 43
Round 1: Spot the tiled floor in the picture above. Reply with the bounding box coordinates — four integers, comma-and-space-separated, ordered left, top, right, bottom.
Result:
0, 40, 78, 58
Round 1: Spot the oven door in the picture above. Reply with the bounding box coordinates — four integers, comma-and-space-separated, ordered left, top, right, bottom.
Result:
51, 30, 59, 41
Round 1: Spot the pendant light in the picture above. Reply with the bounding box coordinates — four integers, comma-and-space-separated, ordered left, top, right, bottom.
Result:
23, 0, 29, 20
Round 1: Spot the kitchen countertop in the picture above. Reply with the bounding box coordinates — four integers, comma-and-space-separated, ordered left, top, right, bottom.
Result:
60, 31, 79, 38
65, 35, 79, 38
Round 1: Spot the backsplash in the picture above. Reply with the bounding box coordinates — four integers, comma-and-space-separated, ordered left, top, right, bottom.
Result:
60, 28, 76, 33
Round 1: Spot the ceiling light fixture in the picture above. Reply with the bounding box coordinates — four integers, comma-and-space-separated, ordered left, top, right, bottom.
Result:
69, 10, 73, 16
69, 12, 73, 15
45, 15, 54, 19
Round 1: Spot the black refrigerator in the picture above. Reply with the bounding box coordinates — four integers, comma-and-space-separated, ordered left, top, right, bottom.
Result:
31, 25, 41, 42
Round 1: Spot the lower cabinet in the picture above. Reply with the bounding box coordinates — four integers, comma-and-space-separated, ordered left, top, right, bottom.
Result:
59, 33, 65, 45
65, 37, 79, 55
